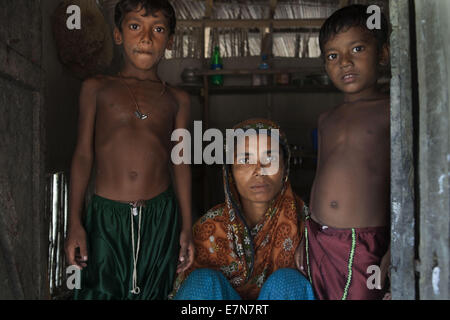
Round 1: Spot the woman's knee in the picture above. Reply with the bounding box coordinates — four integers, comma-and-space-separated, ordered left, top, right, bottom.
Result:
266, 268, 305, 283
264, 268, 313, 289
174, 269, 222, 299
186, 268, 224, 284
175, 268, 240, 300
259, 268, 315, 300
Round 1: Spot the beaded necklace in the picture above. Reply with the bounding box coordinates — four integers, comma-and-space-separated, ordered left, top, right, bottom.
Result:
118, 72, 167, 120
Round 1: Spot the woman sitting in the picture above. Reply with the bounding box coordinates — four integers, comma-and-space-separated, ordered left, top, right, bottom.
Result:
172, 119, 315, 300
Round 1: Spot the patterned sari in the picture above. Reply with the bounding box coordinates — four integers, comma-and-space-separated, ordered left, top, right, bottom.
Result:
172, 119, 307, 300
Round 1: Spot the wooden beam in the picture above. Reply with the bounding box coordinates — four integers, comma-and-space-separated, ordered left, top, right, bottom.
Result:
205, 0, 213, 19
201, 74, 210, 212
415, 0, 450, 300
339, 0, 350, 8
0, 175, 25, 299
177, 18, 324, 29
269, 0, 278, 19
389, 0, 416, 300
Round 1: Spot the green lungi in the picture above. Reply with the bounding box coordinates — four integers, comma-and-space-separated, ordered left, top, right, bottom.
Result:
74, 186, 181, 300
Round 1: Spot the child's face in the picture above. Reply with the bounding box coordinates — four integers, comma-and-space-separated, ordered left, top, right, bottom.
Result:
323, 26, 388, 97
114, 8, 173, 71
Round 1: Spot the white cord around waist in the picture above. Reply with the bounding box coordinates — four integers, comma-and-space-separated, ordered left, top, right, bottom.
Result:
130, 206, 142, 295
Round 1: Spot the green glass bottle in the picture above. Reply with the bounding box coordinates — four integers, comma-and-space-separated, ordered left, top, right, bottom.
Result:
210, 46, 223, 86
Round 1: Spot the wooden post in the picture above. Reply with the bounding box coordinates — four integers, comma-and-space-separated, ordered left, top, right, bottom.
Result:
339, 0, 350, 8
201, 0, 214, 212
269, 0, 278, 18
415, 0, 450, 300
205, 0, 213, 19
0, 175, 25, 299
202, 75, 211, 212
202, 0, 214, 67
389, 0, 416, 300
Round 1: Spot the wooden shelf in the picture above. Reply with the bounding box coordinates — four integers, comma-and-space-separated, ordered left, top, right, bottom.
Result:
180, 67, 338, 94
194, 67, 324, 76
180, 84, 338, 95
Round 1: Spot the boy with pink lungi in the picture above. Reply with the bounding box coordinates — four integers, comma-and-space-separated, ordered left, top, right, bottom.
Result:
296, 5, 391, 300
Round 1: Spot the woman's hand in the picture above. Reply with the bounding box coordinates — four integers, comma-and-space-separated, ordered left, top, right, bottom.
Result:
177, 228, 195, 273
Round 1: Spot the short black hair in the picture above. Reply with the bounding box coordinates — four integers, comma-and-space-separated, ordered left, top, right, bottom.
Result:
319, 4, 389, 56
114, 0, 176, 35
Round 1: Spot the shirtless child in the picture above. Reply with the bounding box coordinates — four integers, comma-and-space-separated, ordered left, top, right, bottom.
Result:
65, 0, 194, 300
295, 5, 391, 300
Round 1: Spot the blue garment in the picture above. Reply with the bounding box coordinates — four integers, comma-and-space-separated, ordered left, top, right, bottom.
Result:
174, 268, 316, 300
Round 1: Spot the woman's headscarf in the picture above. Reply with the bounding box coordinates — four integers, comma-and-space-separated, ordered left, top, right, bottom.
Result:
172, 119, 306, 300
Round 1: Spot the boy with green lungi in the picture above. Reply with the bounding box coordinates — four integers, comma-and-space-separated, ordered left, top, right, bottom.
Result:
65, 0, 194, 300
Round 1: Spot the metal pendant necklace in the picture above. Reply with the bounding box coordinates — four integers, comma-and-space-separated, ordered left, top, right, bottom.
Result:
118, 72, 167, 120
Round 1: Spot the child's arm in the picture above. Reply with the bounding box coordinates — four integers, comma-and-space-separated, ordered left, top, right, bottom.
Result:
294, 236, 306, 276
65, 78, 99, 269
309, 111, 327, 213
171, 88, 194, 273
295, 112, 327, 274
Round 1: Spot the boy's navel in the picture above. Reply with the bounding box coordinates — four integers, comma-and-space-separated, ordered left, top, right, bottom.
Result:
330, 201, 339, 209
129, 171, 138, 180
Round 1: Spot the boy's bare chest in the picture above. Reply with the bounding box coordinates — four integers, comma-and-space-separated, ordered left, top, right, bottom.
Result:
96, 84, 177, 133
320, 103, 389, 150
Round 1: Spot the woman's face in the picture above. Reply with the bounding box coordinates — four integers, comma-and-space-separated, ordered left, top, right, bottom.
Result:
232, 134, 285, 205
